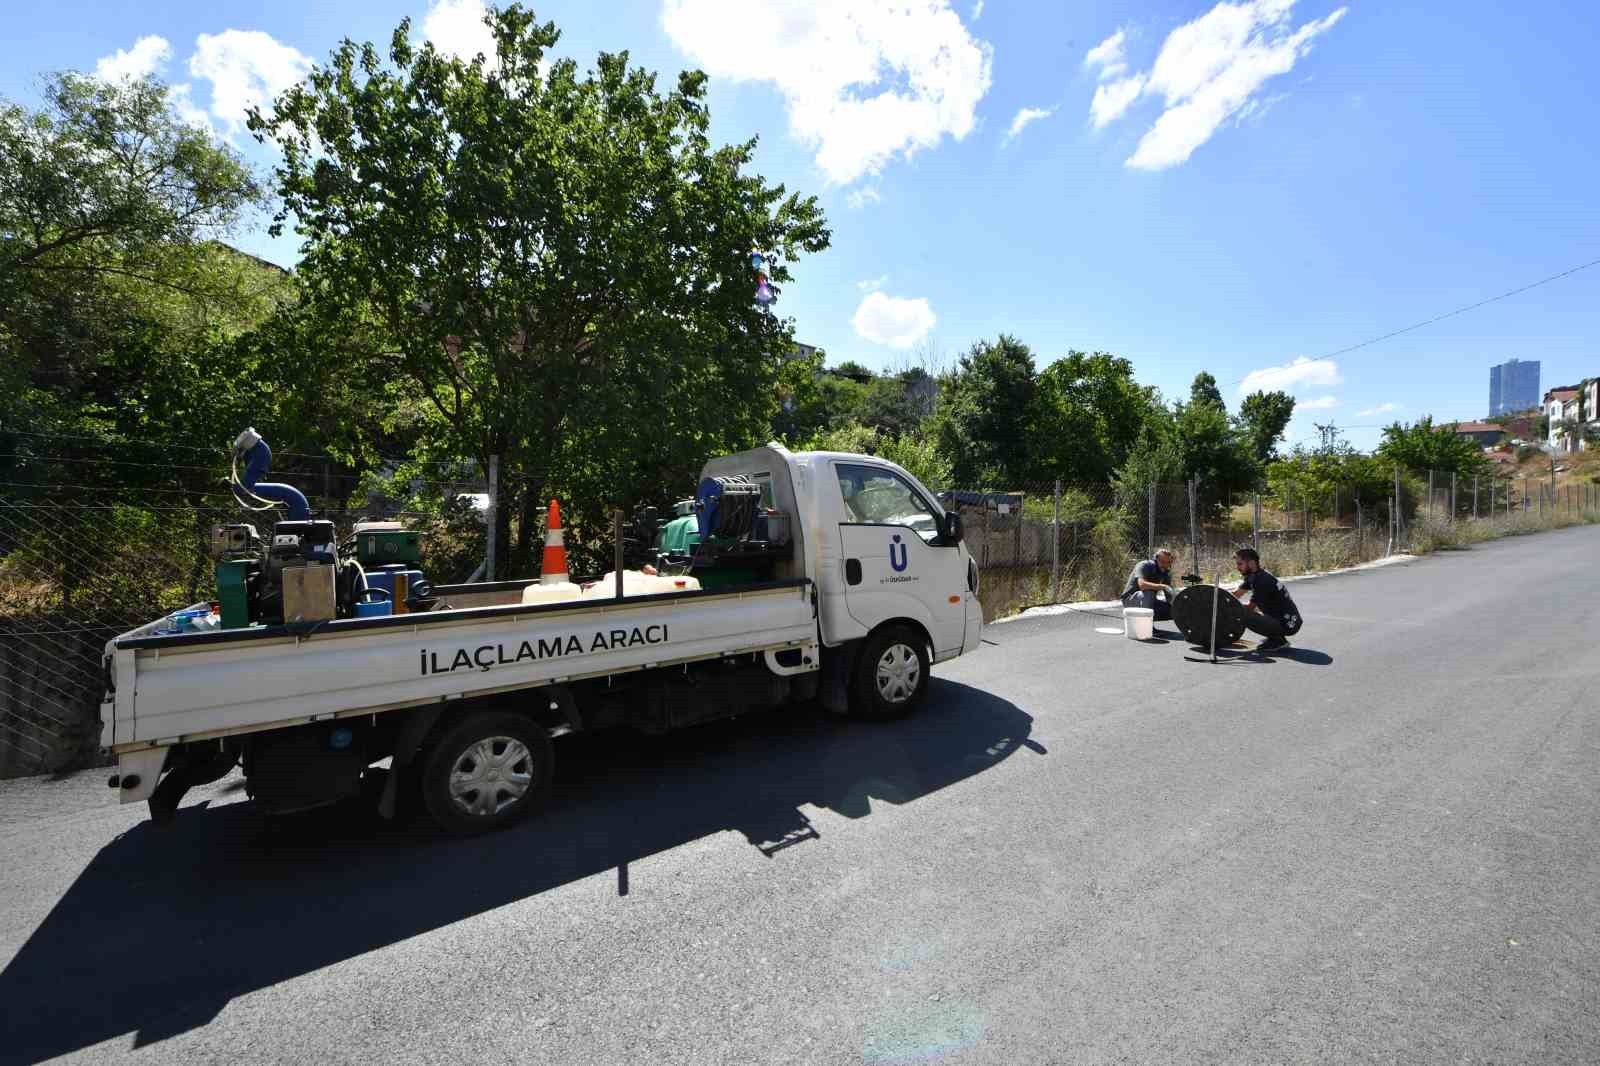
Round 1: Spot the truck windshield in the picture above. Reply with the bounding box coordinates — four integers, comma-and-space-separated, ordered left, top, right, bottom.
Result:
834, 464, 940, 541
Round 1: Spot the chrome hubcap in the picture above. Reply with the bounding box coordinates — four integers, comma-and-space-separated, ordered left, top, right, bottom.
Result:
449, 736, 533, 817
875, 643, 921, 704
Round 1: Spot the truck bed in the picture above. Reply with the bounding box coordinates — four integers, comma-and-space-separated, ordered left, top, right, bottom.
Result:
103, 580, 817, 753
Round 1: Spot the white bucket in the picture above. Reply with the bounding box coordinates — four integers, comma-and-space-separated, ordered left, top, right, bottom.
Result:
1123, 607, 1155, 641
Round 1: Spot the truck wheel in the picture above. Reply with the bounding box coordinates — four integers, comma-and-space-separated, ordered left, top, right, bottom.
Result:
420, 711, 553, 837
852, 625, 930, 719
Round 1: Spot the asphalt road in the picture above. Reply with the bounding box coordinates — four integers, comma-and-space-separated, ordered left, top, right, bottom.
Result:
3, 525, 1598, 1065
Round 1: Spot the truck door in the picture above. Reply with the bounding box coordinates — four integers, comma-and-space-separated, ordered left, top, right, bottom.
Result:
833, 462, 968, 659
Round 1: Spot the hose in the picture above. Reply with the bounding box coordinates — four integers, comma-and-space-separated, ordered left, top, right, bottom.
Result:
230, 449, 283, 513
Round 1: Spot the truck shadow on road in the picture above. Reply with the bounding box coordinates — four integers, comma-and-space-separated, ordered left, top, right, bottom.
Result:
0, 679, 1032, 1063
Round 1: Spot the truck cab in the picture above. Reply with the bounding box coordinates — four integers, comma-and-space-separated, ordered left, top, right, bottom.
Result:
701, 444, 983, 713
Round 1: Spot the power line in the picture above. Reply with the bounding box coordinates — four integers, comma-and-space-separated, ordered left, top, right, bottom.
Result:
1232, 255, 1600, 388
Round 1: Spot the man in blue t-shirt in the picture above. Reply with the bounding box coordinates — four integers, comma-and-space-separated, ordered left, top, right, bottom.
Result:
1230, 547, 1303, 651
1120, 548, 1176, 620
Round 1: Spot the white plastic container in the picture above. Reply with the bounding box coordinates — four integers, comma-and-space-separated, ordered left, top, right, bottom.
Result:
521, 581, 582, 606
1123, 606, 1154, 641
580, 571, 702, 599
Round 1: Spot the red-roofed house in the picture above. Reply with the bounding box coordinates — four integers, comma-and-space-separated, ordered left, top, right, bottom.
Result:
1450, 421, 1509, 447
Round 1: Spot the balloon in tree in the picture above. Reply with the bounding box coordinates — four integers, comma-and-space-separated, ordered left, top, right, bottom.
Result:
752, 249, 775, 308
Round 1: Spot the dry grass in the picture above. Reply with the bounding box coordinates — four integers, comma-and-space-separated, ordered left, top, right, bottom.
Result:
977, 506, 1600, 621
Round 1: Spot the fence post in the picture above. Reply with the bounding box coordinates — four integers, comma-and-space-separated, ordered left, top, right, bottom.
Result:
1051, 479, 1061, 604
982, 498, 991, 567
1304, 495, 1312, 569
1014, 495, 1023, 566
1187, 478, 1199, 578
1252, 493, 1261, 553
1473, 475, 1479, 519
1538, 482, 1544, 519
1522, 477, 1529, 515
485, 453, 499, 582
1147, 482, 1157, 556
1389, 465, 1400, 555
1450, 471, 1457, 522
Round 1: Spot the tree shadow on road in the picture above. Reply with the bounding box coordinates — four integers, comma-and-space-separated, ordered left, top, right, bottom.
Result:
0, 679, 1032, 1064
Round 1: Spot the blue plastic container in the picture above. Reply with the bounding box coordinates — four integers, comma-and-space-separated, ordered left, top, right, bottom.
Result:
353, 588, 393, 618
363, 567, 421, 601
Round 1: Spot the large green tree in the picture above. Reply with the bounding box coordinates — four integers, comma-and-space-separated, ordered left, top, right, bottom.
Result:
1189, 371, 1225, 411
1, 72, 271, 449
251, 5, 828, 574
1032, 351, 1163, 484
1377, 417, 1491, 476
1235, 390, 1296, 461
928, 334, 1039, 486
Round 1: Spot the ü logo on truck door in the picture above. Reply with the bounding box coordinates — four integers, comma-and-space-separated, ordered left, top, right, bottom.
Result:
889, 534, 909, 572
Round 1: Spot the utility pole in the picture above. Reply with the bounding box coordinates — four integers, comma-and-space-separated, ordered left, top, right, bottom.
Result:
1313, 422, 1342, 453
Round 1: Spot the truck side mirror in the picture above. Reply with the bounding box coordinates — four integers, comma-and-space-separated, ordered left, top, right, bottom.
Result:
941, 511, 963, 545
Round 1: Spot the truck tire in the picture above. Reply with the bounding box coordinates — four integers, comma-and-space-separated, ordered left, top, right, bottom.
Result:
852, 625, 930, 719
419, 711, 553, 837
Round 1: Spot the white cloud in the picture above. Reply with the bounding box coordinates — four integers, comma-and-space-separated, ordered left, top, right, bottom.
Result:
662, 0, 994, 186
857, 274, 889, 292
423, 0, 499, 67
96, 35, 173, 81
1356, 402, 1400, 418
168, 83, 213, 131
1086, 0, 1346, 171
846, 184, 882, 210
1084, 29, 1128, 80
972, 0, 985, 19
852, 291, 937, 349
1299, 395, 1338, 410
1090, 74, 1146, 129
1003, 105, 1055, 145
189, 30, 313, 132
1238, 355, 1342, 395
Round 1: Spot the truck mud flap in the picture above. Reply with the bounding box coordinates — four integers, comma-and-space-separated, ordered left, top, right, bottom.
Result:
147, 745, 238, 825
378, 705, 446, 820
819, 640, 859, 715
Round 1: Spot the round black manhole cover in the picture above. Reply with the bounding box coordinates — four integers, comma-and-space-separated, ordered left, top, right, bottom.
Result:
1172, 585, 1250, 647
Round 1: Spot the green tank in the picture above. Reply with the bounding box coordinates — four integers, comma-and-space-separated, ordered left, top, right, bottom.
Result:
657, 513, 701, 555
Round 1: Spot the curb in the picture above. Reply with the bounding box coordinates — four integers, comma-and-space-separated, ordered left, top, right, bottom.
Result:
995, 553, 1420, 625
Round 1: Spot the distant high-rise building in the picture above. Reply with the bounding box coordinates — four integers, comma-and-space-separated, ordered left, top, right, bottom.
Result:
1489, 358, 1540, 416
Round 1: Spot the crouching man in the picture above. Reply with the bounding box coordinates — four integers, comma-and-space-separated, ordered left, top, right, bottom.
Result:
1231, 547, 1303, 651
1121, 548, 1177, 621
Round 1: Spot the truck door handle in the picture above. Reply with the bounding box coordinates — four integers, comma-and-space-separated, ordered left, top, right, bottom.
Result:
845, 559, 862, 586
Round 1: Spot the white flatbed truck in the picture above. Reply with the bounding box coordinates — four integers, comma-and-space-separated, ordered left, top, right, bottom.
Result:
102, 445, 984, 835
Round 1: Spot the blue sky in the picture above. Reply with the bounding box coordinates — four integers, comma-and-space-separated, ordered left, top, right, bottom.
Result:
4, 0, 1598, 452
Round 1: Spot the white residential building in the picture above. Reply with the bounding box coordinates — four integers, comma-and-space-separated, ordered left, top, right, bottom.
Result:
1546, 386, 1583, 454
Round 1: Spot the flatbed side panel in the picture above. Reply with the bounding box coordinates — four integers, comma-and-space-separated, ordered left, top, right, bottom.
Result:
121, 588, 815, 747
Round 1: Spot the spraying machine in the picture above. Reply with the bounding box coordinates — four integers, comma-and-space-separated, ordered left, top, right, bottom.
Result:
638, 474, 793, 588
206, 428, 433, 631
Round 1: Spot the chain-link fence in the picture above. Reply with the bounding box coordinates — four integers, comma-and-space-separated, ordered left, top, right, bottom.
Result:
5, 447, 1599, 778
0, 437, 491, 778
945, 469, 1600, 623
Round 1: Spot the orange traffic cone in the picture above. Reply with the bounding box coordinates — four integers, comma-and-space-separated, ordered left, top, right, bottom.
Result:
540, 499, 569, 584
